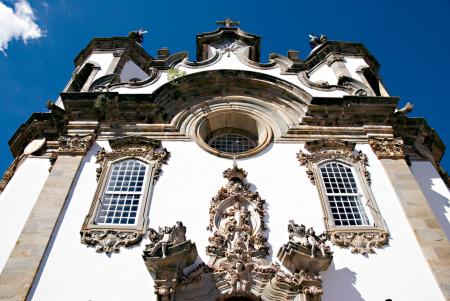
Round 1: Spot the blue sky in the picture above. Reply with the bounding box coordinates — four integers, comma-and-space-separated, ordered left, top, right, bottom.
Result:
0, 0, 449, 175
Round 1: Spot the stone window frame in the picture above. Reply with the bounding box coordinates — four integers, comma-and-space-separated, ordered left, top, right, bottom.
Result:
80, 136, 170, 254
297, 139, 389, 254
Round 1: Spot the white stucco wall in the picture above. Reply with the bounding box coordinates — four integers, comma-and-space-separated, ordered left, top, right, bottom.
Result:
87, 52, 115, 81
0, 157, 50, 273
120, 60, 149, 83
29, 142, 444, 301
308, 64, 338, 86
410, 160, 450, 240
344, 57, 368, 81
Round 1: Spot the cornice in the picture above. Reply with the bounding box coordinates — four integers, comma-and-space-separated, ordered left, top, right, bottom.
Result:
305, 41, 380, 73
73, 37, 153, 68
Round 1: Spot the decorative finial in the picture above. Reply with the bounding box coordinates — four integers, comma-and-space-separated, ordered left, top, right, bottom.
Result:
308, 34, 328, 49
223, 159, 247, 182
129, 29, 148, 44
216, 18, 240, 28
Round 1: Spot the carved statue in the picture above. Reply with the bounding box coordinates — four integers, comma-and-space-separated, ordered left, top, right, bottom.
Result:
309, 34, 328, 48
306, 227, 329, 258
287, 221, 331, 258
128, 29, 147, 44
288, 220, 307, 245
394, 102, 414, 117
146, 221, 186, 258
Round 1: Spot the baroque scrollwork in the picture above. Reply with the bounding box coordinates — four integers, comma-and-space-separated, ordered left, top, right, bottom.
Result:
206, 161, 268, 258
296, 139, 371, 185
80, 229, 142, 254
58, 134, 95, 154
369, 137, 405, 159
330, 231, 388, 254
95, 137, 170, 181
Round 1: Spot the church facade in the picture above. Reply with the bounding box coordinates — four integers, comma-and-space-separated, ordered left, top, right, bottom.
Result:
0, 22, 449, 301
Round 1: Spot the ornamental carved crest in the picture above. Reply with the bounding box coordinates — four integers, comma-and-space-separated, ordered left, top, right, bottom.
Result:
206, 161, 268, 258
296, 139, 371, 185
369, 137, 404, 159
58, 134, 95, 154
95, 136, 170, 181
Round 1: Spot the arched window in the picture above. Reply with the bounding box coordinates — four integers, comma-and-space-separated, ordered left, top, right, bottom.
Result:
297, 139, 389, 254
319, 161, 370, 226
80, 137, 170, 253
94, 159, 148, 225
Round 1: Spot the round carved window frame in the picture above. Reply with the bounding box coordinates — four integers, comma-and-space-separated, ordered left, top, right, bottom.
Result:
192, 109, 273, 159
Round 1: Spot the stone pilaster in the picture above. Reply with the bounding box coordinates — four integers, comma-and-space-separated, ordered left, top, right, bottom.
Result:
325, 54, 351, 79
0, 134, 94, 301
371, 138, 450, 300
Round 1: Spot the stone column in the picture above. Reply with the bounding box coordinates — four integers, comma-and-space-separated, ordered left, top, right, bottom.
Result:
325, 54, 351, 79
0, 134, 95, 301
370, 137, 450, 300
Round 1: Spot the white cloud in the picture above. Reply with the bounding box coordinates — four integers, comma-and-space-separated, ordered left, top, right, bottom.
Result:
0, 0, 44, 55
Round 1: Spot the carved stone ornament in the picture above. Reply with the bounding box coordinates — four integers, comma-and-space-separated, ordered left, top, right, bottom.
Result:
95, 137, 170, 182
58, 134, 95, 154
0, 155, 24, 192
182, 220, 333, 301
142, 221, 198, 301
145, 221, 187, 258
369, 137, 405, 159
330, 231, 388, 254
80, 229, 141, 254
296, 139, 371, 185
274, 220, 333, 301
206, 161, 269, 258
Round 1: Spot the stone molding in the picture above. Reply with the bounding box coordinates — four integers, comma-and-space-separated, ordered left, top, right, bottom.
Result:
94, 137, 169, 182
296, 139, 371, 185
325, 53, 345, 66
58, 134, 95, 155
80, 136, 170, 254
297, 139, 389, 254
369, 137, 405, 159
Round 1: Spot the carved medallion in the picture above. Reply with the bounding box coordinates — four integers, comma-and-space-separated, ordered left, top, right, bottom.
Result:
206, 161, 268, 258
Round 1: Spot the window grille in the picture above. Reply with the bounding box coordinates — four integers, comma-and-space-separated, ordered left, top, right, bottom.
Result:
208, 133, 256, 154
95, 159, 147, 225
319, 161, 370, 226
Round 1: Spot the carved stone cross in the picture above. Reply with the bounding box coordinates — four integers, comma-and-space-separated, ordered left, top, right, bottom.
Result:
216, 18, 240, 28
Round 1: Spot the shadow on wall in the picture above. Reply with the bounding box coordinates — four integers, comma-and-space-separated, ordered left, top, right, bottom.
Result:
422, 176, 450, 240
321, 262, 364, 301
